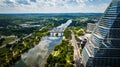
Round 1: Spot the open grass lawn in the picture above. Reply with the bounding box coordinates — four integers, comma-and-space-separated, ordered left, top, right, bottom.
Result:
3, 37, 17, 45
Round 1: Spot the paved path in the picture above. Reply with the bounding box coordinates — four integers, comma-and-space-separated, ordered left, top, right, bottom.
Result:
71, 30, 83, 67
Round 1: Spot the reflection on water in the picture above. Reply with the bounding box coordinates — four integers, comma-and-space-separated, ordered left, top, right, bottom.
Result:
13, 37, 62, 67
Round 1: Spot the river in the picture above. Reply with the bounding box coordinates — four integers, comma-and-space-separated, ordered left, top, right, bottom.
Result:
13, 37, 62, 67
13, 19, 72, 67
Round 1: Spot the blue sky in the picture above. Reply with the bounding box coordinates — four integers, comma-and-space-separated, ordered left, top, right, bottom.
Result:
0, 0, 112, 13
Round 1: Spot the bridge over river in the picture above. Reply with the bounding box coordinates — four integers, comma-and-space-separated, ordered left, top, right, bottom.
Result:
13, 19, 72, 67
50, 19, 72, 37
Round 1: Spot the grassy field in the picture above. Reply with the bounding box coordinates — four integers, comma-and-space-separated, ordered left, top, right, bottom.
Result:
3, 37, 17, 45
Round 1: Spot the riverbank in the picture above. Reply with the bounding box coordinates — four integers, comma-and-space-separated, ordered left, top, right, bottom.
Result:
45, 28, 74, 67
13, 37, 62, 67
0, 24, 53, 67
0, 19, 72, 67
45, 39, 74, 67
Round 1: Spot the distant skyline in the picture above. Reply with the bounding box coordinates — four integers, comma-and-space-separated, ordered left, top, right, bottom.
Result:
0, 0, 111, 13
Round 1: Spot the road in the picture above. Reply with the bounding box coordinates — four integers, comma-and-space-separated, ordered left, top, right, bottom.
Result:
71, 30, 83, 67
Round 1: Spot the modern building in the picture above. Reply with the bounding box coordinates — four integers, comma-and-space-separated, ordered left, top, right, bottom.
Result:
87, 23, 96, 32
82, 0, 120, 67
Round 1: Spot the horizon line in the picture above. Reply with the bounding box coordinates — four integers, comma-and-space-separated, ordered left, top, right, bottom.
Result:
0, 12, 104, 14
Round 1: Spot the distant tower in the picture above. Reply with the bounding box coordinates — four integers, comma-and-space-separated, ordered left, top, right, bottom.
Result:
82, 0, 120, 67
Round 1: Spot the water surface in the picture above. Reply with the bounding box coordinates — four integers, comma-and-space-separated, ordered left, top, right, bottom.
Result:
13, 37, 62, 67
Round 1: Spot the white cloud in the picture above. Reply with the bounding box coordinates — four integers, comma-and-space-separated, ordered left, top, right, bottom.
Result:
0, 0, 111, 13
9, 0, 16, 3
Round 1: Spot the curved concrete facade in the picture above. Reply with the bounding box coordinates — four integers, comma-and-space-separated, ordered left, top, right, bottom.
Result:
82, 0, 120, 67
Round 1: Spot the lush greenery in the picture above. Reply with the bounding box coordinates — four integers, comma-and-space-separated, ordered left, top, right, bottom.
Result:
45, 40, 74, 67
2, 37, 17, 45
0, 16, 70, 67
45, 27, 75, 67
63, 28, 72, 40
73, 27, 85, 41
0, 17, 68, 36
0, 38, 5, 46
0, 27, 37, 37
70, 18, 96, 28
0, 13, 101, 67
0, 25, 52, 67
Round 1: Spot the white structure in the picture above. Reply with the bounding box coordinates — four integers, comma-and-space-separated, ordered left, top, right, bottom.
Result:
50, 19, 72, 37
87, 23, 96, 32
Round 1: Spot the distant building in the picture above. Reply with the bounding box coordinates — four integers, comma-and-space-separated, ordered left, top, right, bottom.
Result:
82, 0, 120, 67
92, 18, 99, 22
87, 23, 96, 32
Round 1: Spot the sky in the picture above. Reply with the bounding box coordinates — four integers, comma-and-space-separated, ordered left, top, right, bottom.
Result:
0, 0, 112, 13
